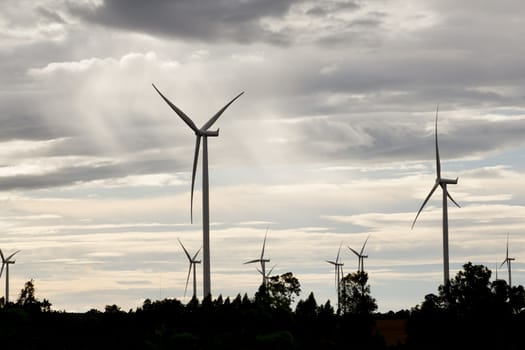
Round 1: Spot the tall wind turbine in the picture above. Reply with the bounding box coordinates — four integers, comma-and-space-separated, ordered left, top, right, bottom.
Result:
0, 249, 20, 304
178, 238, 201, 299
244, 228, 271, 287
326, 243, 344, 310
348, 235, 370, 273
500, 234, 515, 287
153, 84, 243, 298
412, 107, 460, 285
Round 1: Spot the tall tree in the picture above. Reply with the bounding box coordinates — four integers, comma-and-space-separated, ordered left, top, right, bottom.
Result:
16, 279, 51, 312
339, 271, 377, 315
257, 272, 301, 310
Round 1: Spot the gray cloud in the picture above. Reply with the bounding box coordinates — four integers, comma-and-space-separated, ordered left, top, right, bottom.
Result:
68, 0, 296, 45
290, 114, 525, 165
0, 157, 183, 191
37, 6, 67, 24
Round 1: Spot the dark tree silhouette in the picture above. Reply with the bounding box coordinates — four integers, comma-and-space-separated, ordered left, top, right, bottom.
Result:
339, 271, 377, 315
16, 279, 51, 312
408, 262, 525, 349
256, 272, 301, 310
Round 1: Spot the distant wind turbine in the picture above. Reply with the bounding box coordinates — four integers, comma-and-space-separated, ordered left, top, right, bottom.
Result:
257, 264, 276, 285
500, 234, 515, 287
0, 249, 20, 304
411, 107, 460, 285
244, 228, 271, 287
326, 242, 344, 310
153, 84, 243, 298
178, 238, 201, 299
348, 235, 370, 273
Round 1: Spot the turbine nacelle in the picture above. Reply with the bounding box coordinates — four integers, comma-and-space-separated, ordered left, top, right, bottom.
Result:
439, 177, 458, 185
197, 129, 219, 137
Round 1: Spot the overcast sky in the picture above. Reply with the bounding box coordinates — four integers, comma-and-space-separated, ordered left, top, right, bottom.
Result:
1, 0, 525, 312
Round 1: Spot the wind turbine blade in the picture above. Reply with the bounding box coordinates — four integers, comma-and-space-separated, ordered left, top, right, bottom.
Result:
506, 234, 509, 260
190, 135, 201, 224
500, 260, 507, 269
256, 267, 264, 276
261, 228, 268, 260
348, 246, 360, 257
411, 182, 439, 229
178, 239, 192, 261
152, 84, 199, 132
244, 259, 260, 264
0, 248, 4, 262
336, 242, 342, 264
326, 260, 336, 265
184, 264, 192, 298
360, 235, 370, 255
267, 265, 276, 276
435, 106, 441, 179
6, 250, 20, 261
445, 188, 461, 208
201, 92, 244, 131
0, 263, 4, 279
192, 247, 202, 261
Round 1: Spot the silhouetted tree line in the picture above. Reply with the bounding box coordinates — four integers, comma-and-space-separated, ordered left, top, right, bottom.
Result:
406, 262, 525, 350
1, 266, 525, 349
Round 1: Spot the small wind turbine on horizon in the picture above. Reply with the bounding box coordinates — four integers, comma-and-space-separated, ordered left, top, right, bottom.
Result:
153, 84, 244, 298
326, 242, 344, 310
348, 235, 370, 273
0, 249, 20, 304
411, 107, 460, 286
500, 234, 515, 288
178, 238, 201, 299
244, 228, 271, 287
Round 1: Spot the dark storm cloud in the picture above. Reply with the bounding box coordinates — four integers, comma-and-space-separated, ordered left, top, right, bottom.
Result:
68, 0, 296, 44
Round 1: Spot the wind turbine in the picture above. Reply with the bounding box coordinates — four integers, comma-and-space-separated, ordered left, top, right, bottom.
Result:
326, 243, 344, 310
153, 84, 243, 298
257, 264, 276, 285
178, 238, 201, 299
244, 228, 271, 287
411, 107, 460, 285
0, 249, 20, 304
348, 235, 370, 273
500, 234, 515, 287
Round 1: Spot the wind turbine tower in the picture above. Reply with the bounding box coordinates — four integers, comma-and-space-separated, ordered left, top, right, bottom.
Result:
500, 234, 515, 287
178, 239, 201, 299
412, 107, 460, 285
326, 243, 344, 310
348, 235, 370, 273
153, 84, 243, 298
0, 249, 20, 304
244, 228, 271, 287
